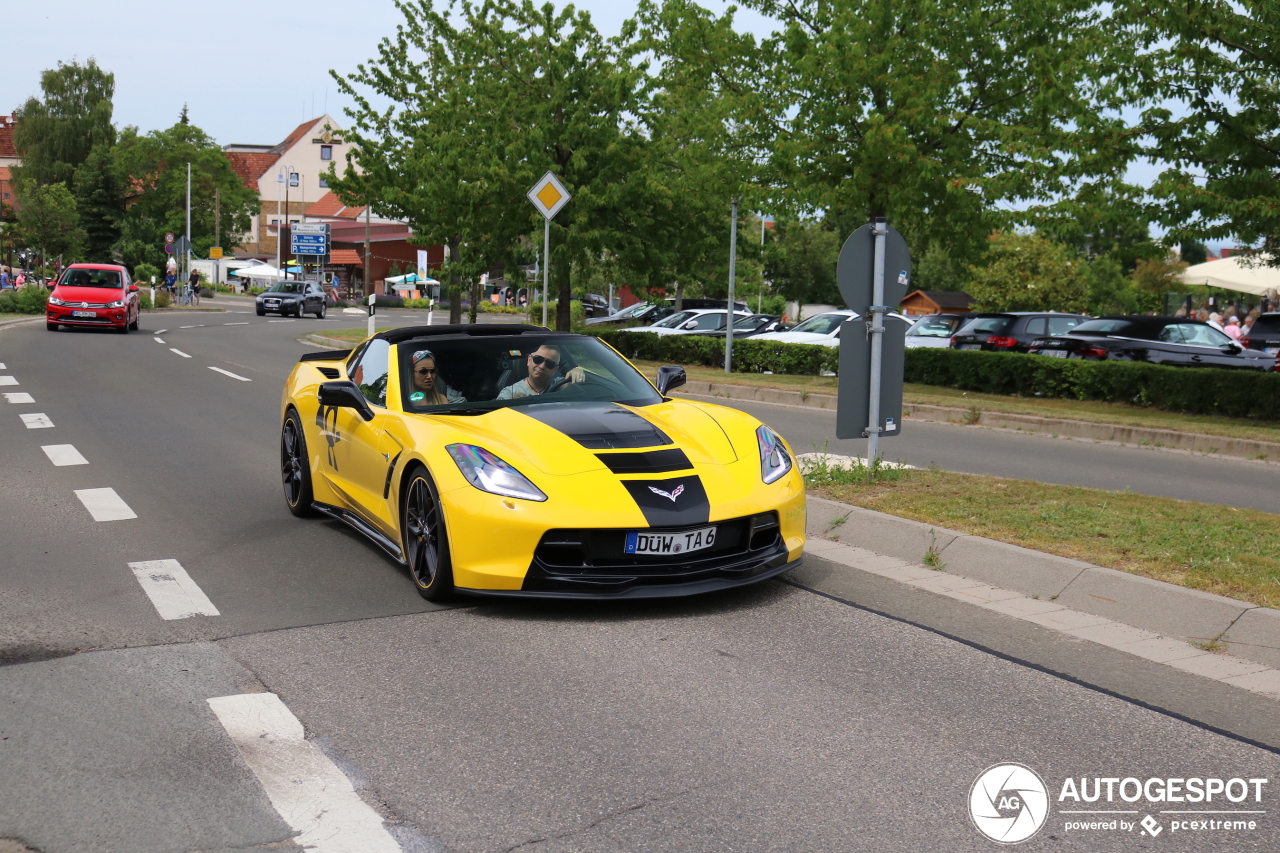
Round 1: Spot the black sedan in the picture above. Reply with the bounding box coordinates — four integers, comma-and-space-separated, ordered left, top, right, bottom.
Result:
256, 280, 327, 318
585, 301, 675, 326
1028, 316, 1278, 371
950, 312, 1090, 353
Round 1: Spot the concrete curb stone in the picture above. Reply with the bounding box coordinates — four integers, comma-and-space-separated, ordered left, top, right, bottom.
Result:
805, 496, 1280, 671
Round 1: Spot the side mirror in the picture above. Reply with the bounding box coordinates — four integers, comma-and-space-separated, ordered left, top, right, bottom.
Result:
319, 381, 376, 421
129, 284, 139, 292
682, 320, 698, 330
656, 365, 686, 395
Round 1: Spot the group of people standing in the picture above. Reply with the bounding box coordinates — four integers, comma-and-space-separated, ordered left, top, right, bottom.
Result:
0, 267, 27, 289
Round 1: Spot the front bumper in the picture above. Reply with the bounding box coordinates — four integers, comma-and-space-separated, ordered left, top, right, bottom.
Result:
47, 308, 126, 327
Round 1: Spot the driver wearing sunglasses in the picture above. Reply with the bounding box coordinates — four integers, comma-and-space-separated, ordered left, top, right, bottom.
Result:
496, 343, 585, 400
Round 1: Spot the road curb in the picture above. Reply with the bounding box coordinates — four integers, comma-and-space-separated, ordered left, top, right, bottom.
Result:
805, 496, 1279, 670
0, 316, 43, 330
673, 379, 1280, 462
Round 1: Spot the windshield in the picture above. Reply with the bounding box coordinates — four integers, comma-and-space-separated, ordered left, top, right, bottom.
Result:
398, 335, 664, 413
266, 280, 306, 293
59, 269, 122, 288
789, 314, 847, 335
734, 314, 770, 331
652, 310, 698, 329
1071, 319, 1134, 335
958, 316, 1013, 336
906, 315, 960, 337
619, 302, 651, 318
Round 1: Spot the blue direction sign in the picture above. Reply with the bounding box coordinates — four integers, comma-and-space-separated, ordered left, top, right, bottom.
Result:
290, 223, 329, 257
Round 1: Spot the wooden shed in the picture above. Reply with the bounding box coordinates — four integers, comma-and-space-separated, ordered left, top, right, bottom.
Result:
900, 290, 974, 316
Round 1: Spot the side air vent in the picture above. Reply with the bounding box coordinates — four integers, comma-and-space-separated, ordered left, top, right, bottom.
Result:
316, 366, 340, 379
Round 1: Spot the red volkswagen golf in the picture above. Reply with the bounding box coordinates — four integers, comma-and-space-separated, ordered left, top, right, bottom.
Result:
46, 264, 141, 333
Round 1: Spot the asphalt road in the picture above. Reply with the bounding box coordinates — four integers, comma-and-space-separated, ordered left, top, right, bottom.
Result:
1, 308, 1277, 853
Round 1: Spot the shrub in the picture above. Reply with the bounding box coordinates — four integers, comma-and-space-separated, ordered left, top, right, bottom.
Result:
137, 291, 153, 310
134, 263, 161, 285
529, 300, 585, 323
0, 285, 51, 315
155, 290, 172, 309
594, 330, 839, 376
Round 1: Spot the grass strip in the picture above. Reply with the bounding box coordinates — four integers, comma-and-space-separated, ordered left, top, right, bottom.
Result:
803, 459, 1280, 609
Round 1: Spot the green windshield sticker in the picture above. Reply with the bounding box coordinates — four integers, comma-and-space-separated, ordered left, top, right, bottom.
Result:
409, 392, 425, 401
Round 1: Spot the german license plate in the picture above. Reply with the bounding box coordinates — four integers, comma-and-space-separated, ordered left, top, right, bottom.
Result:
959, 344, 982, 351
624, 526, 717, 556
1042, 349, 1068, 358
72, 311, 96, 318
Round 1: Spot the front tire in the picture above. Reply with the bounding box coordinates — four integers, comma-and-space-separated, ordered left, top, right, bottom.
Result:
129, 310, 140, 331
256, 307, 266, 316
401, 465, 454, 601
46, 322, 59, 331
280, 410, 317, 518
315, 302, 326, 319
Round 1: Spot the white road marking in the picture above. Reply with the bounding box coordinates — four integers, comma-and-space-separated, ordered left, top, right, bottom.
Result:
153, 336, 166, 344
267, 319, 296, 323
127, 559, 220, 619
21, 413, 54, 429
342, 308, 365, 315
206, 693, 402, 853
223, 322, 250, 326
179, 324, 205, 329
155, 329, 168, 335
0, 362, 6, 368
3, 392, 34, 404
170, 348, 191, 358
41, 444, 88, 466
208, 366, 252, 381
0, 376, 18, 386
74, 488, 137, 521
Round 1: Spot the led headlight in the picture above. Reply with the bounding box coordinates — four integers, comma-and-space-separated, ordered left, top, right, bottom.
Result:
48, 296, 66, 306
107, 300, 124, 308
446, 444, 547, 502
756, 425, 793, 484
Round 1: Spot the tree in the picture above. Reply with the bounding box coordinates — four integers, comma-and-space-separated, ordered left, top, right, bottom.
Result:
763, 217, 840, 308
647, 0, 1136, 272
16, 182, 85, 262
967, 232, 1087, 312
12, 59, 116, 189
1118, 1, 1280, 259
73, 143, 123, 262
112, 114, 257, 272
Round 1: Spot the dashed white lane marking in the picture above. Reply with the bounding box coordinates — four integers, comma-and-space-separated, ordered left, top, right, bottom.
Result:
0, 362, 6, 368
179, 324, 207, 329
155, 329, 168, 334
170, 348, 191, 358
41, 444, 88, 466
74, 488, 137, 521
128, 559, 220, 619
3, 392, 34, 404
20, 413, 54, 429
0, 376, 18, 386
267, 319, 296, 323
207, 693, 402, 853
154, 336, 166, 344
209, 366, 252, 381
223, 322, 250, 326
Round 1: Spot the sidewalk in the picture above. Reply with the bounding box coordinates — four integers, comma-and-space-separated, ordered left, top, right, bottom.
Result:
802, 495, 1280, 700
671, 378, 1280, 462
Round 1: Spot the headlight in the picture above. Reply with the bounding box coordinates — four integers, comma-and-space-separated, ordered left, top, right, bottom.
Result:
756, 425, 793, 484
108, 300, 124, 308
446, 444, 547, 502
48, 296, 65, 306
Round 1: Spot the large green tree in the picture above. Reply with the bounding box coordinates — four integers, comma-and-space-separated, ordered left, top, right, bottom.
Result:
1119, 0, 1280, 259
16, 182, 85, 262
113, 112, 257, 272
73, 143, 123, 262
12, 59, 116, 189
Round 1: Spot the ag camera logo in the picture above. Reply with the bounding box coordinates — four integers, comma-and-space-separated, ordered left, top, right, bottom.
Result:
969, 763, 1050, 844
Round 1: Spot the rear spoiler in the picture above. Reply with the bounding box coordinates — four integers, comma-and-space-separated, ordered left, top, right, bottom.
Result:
298, 349, 350, 362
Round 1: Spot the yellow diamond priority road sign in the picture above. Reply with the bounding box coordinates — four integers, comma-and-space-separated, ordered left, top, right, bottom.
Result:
527, 171, 571, 220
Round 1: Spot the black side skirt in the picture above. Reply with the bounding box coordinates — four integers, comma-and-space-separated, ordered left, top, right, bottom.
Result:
312, 501, 406, 565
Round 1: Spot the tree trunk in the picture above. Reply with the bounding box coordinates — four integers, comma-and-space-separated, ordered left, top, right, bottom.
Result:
448, 236, 462, 324
674, 281, 684, 311
469, 270, 479, 325
555, 250, 572, 332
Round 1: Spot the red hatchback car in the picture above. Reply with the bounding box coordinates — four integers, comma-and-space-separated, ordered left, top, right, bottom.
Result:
47, 264, 141, 333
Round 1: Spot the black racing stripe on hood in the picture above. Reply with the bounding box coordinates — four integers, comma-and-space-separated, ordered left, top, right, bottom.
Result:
516, 402, 673, 450
596, 448, 692, 475
622, 477, 710, 527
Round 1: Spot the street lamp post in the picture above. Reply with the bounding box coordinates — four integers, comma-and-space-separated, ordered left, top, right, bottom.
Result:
276, 165, 296, 276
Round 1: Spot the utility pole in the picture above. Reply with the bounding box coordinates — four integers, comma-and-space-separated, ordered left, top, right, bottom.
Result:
185, 163, 192, 286
214, 186, 220, 288
725, 200, 738, 373
364, 204, 371, 297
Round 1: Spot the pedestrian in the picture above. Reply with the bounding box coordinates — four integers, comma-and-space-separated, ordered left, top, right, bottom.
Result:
187, 270, 202, 307
15, 270, 25, 287
1207, 312, 1225, 332
1241, 313, 1256, 338
0, 268, 10, 289
1223, 315, 1242, 340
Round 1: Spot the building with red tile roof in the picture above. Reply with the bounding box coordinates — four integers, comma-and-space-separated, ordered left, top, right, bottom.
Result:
0, 115, 19, 167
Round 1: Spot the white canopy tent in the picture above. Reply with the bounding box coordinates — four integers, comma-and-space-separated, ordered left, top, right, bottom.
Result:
231, 264, 290, 280
1178, 255, 1280, 297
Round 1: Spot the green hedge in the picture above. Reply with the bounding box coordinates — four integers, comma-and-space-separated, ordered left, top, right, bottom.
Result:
0, 286, 50, 315
903, 348, 1280, 420
596, 330, 839, 375
594, 329, 1280, 420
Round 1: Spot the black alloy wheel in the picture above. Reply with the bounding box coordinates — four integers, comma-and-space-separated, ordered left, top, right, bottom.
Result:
315, 301, 326, 320
280, 410, 317, 517
129, 309, 140, 331
401, 465, 454, 601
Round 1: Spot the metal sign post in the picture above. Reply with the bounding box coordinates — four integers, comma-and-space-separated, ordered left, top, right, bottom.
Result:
835, 219, 912, 464
725, 200, 738, 373
367, 292, 376, 337
526, 172, 571, 328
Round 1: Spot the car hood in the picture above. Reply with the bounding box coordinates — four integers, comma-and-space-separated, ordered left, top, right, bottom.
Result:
54, 286, 127, 303
260, 291, 303, 298
415, 399, 740, 476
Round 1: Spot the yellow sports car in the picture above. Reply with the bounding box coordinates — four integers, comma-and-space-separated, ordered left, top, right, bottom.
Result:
279, 324, 806, 600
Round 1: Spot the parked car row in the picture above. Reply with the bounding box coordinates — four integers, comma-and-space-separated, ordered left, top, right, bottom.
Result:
1029, 316, 1277, 371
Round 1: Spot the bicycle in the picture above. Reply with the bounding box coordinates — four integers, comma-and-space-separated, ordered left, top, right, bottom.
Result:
177, 284, 195, 306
